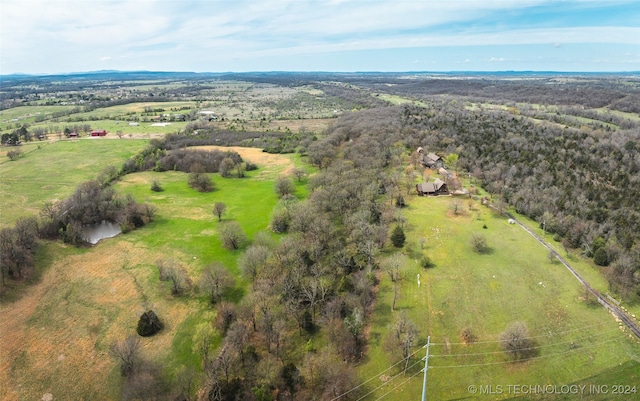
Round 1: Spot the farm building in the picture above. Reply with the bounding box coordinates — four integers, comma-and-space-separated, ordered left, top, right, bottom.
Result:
416, 178, 448, 196
90, 130, 107, 137
199, 110, 217, 121
423, 152, 444, 169
416, 147, 444, 169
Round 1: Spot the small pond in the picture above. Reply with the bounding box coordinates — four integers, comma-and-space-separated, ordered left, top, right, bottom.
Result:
82, 221, 122, 244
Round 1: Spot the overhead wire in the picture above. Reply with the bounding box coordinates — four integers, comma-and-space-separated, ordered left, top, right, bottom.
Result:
327, 320, 626, 400
430, 327, 621, 358
428, 320, 615, 346
327, 344, 426, 401
430, 337, 620, 369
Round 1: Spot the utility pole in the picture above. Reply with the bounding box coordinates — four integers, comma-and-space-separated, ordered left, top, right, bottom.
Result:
421, 336, 430, 401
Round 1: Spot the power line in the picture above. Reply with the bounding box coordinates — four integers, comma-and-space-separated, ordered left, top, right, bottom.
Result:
429, 328, 621, 358
328, 321, 625, 400
428, 320, 614, 347
352, 358, 426, 401
430, 337, 620, 369
327, 344, 427, 401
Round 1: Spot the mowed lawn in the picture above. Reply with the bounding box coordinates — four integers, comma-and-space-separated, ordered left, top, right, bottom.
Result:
0, 138, 149, 227
0, 142, 299, 400
359, 195, 640, 400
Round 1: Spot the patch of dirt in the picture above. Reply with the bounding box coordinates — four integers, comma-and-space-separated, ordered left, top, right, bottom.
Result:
192, 145, 296, 176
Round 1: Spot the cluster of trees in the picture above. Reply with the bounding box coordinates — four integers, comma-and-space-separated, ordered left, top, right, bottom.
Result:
180, 109, 437, 400
119, 137, 247, 175
0, 179, 155, 294
316, 101, 640, 301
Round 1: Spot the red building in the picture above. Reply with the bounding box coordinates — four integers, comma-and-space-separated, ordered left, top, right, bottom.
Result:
90, 130, 107, 137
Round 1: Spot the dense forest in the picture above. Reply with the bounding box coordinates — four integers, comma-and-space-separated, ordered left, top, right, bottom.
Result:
314, 102, 640, 301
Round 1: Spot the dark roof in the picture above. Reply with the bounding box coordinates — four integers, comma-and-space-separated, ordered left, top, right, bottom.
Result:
417, 179, 447, 193
426, 153, 441, 162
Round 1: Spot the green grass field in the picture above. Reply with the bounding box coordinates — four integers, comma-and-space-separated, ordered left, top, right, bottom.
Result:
358, 195, 640, 400
0, 138, 149, 227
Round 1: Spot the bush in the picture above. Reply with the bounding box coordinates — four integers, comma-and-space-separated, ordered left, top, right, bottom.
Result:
137, 310, 163, 337
150, 180, 163, 192
7, 149, 23, 160
593, 247, 609, 266
470, 233, 489, 254
420, 254, 434, 268
499, 321, 536, 360
270, 209, 290, 233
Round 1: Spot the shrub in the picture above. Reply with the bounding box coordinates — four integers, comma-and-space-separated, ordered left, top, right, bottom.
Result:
150, 180, 163, 192
470, 233, 489, 254
593, 247, 609, 266
270, 209, 290, 233
499, 321, 536, 360
460, 327, 477, 345
137, 310, 163, 337
420, 254, 434, 269
6, 149, 23, 160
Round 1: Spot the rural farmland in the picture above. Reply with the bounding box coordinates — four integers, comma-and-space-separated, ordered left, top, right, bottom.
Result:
1, 71, 639, 401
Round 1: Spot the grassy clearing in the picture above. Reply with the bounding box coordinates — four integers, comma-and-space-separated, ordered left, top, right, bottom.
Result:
375, 93, 428, 107
0, 138, 149, 227
0, 148, 296, 400
358, 195, 640, 400
0, 105, 78, 130
64, 101, 197, 120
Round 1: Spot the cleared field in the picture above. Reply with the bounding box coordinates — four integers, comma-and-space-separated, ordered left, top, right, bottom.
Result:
62, 101, 197, 120
0, 105, 78, 130
374, 93, 428, 107
0, 138, 149, 227
0, 150, 297, 400
358, 195, 640, 400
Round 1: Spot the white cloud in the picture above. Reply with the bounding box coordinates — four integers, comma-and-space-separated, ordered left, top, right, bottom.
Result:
1, 0, 637, 73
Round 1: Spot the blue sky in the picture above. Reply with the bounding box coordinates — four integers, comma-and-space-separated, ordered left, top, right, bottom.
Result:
1, 0, 638, 74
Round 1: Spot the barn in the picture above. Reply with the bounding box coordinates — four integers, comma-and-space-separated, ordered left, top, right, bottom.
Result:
416, 179, 448, 196
90, 130, 107, 137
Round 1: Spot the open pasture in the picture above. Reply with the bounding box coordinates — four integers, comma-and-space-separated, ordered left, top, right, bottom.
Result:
359, 195, 640, 400
0, 138, 149, 227
0, 148, 297, 400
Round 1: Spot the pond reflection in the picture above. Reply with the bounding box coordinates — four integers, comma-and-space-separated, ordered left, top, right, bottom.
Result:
82, 221, 121, 244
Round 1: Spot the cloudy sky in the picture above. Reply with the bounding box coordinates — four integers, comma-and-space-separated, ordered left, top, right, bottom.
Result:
1, 0, 638, 74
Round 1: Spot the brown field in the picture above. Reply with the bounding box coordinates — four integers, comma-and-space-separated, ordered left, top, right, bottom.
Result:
0, 239, 195, 400
193, 145, 297, 176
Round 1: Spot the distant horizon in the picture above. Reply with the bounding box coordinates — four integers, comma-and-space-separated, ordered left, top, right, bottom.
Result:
3, 69, 640, 78
1, 1, 638, 75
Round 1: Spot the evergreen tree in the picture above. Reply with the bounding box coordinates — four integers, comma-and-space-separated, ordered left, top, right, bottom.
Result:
390, 225, 406, 248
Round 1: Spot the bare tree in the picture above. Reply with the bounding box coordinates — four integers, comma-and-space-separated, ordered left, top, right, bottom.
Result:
157, 259, 190, 296
292, 167, 307, 182
109, 335, 141, 377
450, 199, 465, 215
499, 321, 537, 360
385, 313, 418, 373
239, 244, 269, 282
212, 202, 227, 222
274, 175, 296, 198
219, 221, 248, 250
199, 262, 235, 304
